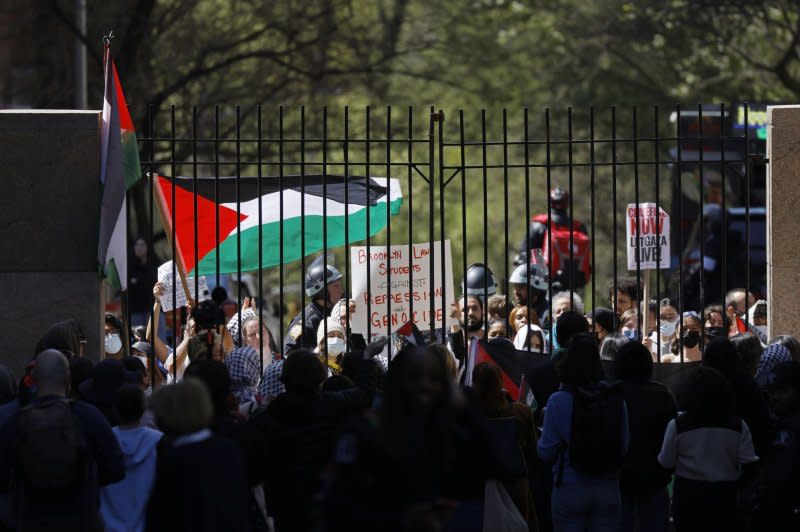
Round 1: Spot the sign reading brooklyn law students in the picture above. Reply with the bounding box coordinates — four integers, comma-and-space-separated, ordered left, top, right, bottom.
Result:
349, 240, 454, 339
626, 203, 670, 271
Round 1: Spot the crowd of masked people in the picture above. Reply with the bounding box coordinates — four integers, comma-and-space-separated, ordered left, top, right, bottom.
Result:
0, 255, 799, 532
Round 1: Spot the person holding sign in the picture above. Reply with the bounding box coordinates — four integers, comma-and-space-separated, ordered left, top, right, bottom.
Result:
282, 256, 344, 355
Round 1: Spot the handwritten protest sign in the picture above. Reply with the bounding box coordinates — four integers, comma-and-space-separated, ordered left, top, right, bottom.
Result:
157, 261, 211, 312
349, 240, 454, 339
626, 203, 670, 271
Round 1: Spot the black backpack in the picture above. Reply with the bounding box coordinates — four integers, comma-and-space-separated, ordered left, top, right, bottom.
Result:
558, 381, 625, 484
17, 398, 87, 496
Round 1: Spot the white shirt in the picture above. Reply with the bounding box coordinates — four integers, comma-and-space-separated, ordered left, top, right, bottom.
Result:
658, 416, 758, 482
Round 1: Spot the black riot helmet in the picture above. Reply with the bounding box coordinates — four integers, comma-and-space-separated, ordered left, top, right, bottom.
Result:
462, 263, 497, 299
550, 187, 569, 211
305, 255, 343, 298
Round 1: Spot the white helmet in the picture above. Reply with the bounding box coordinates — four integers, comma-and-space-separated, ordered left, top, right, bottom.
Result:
508, 263, 548, 293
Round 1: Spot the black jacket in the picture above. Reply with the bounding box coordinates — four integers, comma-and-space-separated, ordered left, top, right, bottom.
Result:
242, 357, 378, 532
146, 434, 250, 531
619, 380, 677, 497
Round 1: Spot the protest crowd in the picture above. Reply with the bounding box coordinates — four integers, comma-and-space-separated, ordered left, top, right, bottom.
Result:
1, 198, 799, 531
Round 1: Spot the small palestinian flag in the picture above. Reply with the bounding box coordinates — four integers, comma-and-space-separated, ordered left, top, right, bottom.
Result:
98, 44, 141, 290
475, 339, 527, 401
154, 174, 403, 276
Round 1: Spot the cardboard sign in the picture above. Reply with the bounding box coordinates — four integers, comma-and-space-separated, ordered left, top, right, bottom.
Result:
626, 203, 670, 270
349, 240, 454, 339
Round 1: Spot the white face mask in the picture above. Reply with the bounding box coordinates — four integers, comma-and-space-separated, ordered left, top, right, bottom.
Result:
327, 337, 346, 356
105, 333, 122, 355
659, 320, 678, 338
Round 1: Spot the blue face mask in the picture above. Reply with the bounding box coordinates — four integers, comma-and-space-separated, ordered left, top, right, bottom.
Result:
622, 328, 639, 341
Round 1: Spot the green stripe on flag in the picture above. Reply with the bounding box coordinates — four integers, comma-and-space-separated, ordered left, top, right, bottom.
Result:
191, 197, 402, 276
121, 130, 141, 189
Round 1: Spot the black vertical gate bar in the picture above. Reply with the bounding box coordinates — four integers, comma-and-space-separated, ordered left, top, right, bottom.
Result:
611, 107, 618, 318
428, 106, 435, 334
567, 107, 574, 305
459, 110, 468, 355
343, 107, 350, 342
147, 104, 156, 389
698, 105, 705, 344
481, 109, 488, 337
366, 107, 372, 340
589, 108, 596, 338
720, 104, 727, 314
405, 106, 413, 356
744, 104, 751, 332
257, 105, 263, 373
523, 109, 532, 336
170, 106, 177, 381
654, 106, 662, 361
214, 106, 220, 288
545, 108, 553, 351
386, 107, 393, 340
300, 107, 306, 336
192, 107, 199, 301
676, 105, 684, 362
278, 107, 285, 351
438, 110, 447, 336
633, 106, 642, 334
236, 106, 242, 347
502, 109, 510, 332
323, 107, 329, 347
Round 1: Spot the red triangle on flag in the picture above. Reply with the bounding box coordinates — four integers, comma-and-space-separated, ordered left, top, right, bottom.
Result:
112, 62, 135, 133
475, 341, 522, 401
155, 175, 247, 274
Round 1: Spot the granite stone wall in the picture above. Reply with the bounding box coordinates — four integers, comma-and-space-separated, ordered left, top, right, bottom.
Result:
0, 110, 103, 376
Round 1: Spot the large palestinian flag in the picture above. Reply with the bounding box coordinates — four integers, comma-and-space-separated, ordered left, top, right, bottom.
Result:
154, 174, 403, 276
98, 45, 141, 290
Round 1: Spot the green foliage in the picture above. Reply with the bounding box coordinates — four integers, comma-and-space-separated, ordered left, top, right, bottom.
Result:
64, 0, 796, 310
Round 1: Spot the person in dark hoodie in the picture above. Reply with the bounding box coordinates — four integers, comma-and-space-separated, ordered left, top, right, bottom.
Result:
243, 348, 379, 531
614, 341, 677, 532
147, 378, 250, 531
100, 385, 162, 532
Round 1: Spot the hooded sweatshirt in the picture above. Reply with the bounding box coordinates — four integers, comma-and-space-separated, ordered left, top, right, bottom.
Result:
100, 425, 162, 532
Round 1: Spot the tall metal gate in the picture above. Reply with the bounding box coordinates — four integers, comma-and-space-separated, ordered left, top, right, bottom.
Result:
129, 104, 766, 367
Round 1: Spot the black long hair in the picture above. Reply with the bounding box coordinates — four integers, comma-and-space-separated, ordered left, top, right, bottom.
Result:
560, 333, 604, 387
379, 347, 454, 461
682, 365, 735, 425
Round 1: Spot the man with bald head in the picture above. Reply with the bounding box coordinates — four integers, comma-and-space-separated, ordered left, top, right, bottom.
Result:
0, 350, 123, 531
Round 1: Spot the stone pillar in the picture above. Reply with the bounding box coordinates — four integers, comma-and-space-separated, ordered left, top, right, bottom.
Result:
767, 105, 800, 339
0, 110, 102, 376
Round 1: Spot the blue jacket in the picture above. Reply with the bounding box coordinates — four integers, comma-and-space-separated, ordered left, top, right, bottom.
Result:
537, 386, 630, 485
100, 426, 163, 532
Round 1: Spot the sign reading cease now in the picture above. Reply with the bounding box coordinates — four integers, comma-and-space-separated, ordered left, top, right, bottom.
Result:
626, 203, 670, 271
